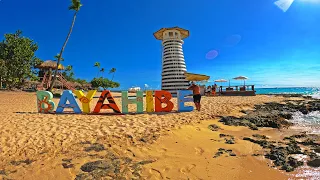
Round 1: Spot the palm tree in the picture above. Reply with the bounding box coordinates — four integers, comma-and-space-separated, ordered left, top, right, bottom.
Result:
100, 68, 105, 77
48, 0, 82, 91
54, 53, 64, 61
94, 62, 100, 77
109, 68, 116, 81
66, 65, 73, 71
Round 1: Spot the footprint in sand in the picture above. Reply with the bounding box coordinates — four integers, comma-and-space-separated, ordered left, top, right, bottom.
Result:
195, 147, 204, 155
180, 164, 197, 173
185, 135, 192, 140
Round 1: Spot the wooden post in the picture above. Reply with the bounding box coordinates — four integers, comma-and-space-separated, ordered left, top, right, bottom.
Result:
252, 85, 255, 91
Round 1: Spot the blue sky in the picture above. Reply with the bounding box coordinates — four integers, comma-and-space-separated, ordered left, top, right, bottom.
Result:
0, 0, 319, 89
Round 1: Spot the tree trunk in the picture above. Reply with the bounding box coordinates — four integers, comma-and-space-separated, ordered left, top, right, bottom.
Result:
48, 11, 78, 92
111, 73, 115, 81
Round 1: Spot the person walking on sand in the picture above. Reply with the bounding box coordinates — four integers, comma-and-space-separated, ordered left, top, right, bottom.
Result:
188, 82, 201, 111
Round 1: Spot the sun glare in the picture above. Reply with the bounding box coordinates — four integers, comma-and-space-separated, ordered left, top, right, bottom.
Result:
274, 0, 294, 12
298, 0, 320, 3
275, 0, 320, 12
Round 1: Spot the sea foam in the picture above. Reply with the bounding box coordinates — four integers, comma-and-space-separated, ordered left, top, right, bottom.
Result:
291, 111, 320, 134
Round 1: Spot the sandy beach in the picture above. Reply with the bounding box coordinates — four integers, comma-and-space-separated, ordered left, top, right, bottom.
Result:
0, 91, 315, 179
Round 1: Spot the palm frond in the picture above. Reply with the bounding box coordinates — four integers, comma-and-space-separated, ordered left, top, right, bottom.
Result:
69, 0, 82, 11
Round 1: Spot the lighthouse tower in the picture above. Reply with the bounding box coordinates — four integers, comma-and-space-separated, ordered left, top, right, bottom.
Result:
154, 27, 190, 94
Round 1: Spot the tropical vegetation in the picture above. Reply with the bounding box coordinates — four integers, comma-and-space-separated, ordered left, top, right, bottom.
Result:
0, 0, 121, 91
0, 30, 41, 89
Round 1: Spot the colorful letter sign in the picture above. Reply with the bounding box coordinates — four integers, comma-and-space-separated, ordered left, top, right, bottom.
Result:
145, 90, 154, 112
74, 90, 96, 113
56, 90, 82, 114
177, 90, 194, 112
93, 90, 121, 113
121, 91, 143, 114
36, 89, 195, 115
154, 90, 174, 112
36, 91, 55, 113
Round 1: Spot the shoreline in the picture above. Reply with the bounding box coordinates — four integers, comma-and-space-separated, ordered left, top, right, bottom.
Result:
0, 92, 319, 179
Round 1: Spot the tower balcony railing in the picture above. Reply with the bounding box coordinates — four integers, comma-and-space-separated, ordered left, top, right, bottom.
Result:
162, 72, 186, 76
162, 62, 186, 67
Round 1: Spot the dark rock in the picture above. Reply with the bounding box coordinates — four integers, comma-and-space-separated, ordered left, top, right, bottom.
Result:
291, 132, 308, 139
84, 143, 105, 152
252, 154, 262, 156
80, 160, 113, 173
0, 170, 6, 175
307, 158, 320, 167
214, 148, 235, 158
287, 157, 303, 168
80, 141, 91, 145
219, 100, 320, 130
300, 138, 319, 146
265, 147, 288, 167
62, 163, 74, 169
286, 142, 302, 154
10, 159, 34, 166
208, 124, 221, 131
248, 123, 259, 130
243, 137, 271, 148
304, 151, 319, 160
225, 138, 235, 144
252, 134, 268, 139
219, 134, 228, 138
137, 160, 155, 165
281, 164, 294, 172
62, 159, 72, 163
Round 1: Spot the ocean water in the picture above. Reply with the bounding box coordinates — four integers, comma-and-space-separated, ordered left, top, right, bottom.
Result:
255, 87, 320, 134
255, 87, 320, 99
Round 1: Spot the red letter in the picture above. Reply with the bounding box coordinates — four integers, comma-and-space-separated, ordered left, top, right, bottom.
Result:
154, 90, 174, 112
93, 90, 121, 113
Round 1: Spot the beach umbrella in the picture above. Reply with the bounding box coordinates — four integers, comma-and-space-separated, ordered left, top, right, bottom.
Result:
184, 72, 210, 82
214, 79, 227, 86
233, 76, 248, 86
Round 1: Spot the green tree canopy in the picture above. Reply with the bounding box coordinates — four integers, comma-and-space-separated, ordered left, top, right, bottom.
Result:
91, 77, 120, 89
0, 30, 39, 89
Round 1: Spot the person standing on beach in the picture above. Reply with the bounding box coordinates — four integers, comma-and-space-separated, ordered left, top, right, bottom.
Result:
188, 82, 201, 111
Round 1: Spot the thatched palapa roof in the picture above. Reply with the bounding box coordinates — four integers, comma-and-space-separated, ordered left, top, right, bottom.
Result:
36, 60, 65, 70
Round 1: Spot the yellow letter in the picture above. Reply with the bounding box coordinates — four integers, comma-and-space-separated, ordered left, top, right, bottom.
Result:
146, 90, 154, 112
74, 90, 97, 113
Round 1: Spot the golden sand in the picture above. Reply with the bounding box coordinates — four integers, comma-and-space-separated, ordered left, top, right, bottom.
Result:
0, 92, 302, 179
133, 120, 289, 180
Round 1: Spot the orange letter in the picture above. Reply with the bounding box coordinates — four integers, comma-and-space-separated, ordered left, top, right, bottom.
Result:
93, 90, 121, 113
154, 90, 174, 112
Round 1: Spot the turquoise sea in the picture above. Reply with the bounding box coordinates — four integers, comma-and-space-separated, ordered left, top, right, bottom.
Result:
255, 87, 320, 99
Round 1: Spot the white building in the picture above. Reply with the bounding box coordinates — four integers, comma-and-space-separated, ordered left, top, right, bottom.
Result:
154, 27, 190, 94
128, 86, 141, 92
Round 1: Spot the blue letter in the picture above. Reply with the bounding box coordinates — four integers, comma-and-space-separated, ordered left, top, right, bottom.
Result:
177, 90, 194, 112
56, 90, 82, 114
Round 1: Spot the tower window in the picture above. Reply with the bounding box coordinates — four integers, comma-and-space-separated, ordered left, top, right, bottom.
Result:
169, 32, 173, 37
